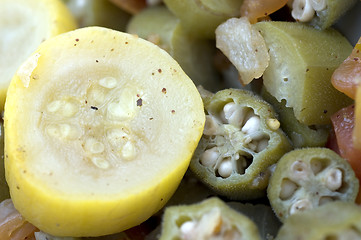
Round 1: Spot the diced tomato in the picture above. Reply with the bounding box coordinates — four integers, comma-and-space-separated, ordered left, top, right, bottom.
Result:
330, 104, 361, 203
240, 0, 288, 23
331, 37, 361, 99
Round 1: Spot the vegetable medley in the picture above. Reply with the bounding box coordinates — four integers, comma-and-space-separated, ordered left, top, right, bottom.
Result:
1, 0, 361, 239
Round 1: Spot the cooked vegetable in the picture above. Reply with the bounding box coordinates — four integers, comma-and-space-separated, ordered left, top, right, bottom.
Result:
255, 21, 353, 125
261, 88, 330, 148
290, 0, 358, 29
268, 148, 359, 222
163, 0, 244, 39
215, 17, 270, 85
4, 27, 205, 237
190, 88, 292, 200
127, 5, 222, 91
275, 201, 361, 240
63, 0, 131, 31
0, 199, 37, 240
0, 0, 77, 111
159, 197, 261, 240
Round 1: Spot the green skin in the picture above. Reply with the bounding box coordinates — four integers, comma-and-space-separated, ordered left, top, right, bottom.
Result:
261, 88, 330, 149
308, 0, 358, 29
254, 21, 353, 125
190, 89, 292, 200
275, 201, 361, 240
126, 6, 222, 92
159, 197, 261, 240
267, 148, 359, 222
163, 0, 243, 39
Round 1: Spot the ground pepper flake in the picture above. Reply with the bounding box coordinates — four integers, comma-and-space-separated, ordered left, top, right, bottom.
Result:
137, 98, 143, 106
171, 110, 175, 114
158, 69, 162, 73
162, 88, 167, 94
91, 106, 98, 110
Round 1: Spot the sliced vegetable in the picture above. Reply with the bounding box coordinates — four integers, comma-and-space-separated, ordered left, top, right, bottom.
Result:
163, 0, 244, 39
159, 197, 261, 240
4, 27, 205, 237
275, 201, 361, 240
190, 88, 292, 200
255, 21, 353, 125
127, 5, 222, 91
290, 0, 358, 29
0, 0, 77, 111
215, 17, 270, 85
268, 148, 359, 222
262, 88, 330, 148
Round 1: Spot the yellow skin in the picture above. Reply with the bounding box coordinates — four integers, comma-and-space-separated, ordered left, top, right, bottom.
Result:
0, 0, 77, 111
4, 27, 205, 237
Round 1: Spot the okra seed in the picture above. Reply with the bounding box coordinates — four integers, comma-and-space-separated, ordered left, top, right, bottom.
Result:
289, 199, 312, 215
310, 0, 326, 11
91, 157, 110, 169
242, 116, 260, 135
222, 102, 245, 126
291, 0, 315, 22
280, 179, 298, 200
290, 160, 309, 181
179, 221, 196, 239
218, 159, 233, 178
266, 118, 280, 131
325, 168, 343, 191
98, 76, 117, 89
200, 147, 219, 167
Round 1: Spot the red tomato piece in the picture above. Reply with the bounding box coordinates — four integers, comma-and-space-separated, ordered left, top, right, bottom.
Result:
330, 104, 361, 203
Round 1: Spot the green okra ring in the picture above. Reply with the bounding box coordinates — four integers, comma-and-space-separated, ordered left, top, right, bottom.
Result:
268, 148, 359, 222
159, 197, 261, 240
190, 88, 292, 200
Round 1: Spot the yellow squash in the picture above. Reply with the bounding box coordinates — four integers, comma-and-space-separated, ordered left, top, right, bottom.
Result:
4, 27, 205, 237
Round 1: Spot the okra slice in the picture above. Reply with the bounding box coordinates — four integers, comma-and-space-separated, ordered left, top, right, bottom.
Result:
163, 0, 243, 39
254, 21, 353, 125
268, 148, 359, 222
261, 88, 330, 148
127, 6, 222, 91
290, 0, 358, 29
275, 201, 361, 240
159, 197, 261, 240
190, 88, 292, 200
